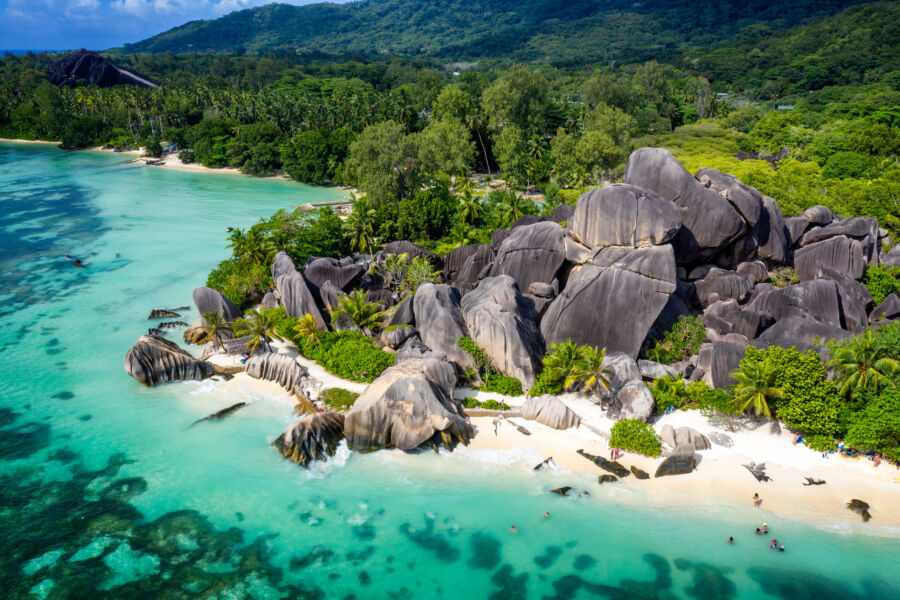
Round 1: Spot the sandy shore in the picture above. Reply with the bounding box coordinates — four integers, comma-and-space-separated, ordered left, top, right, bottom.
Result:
0, 137, 61, 144
466, 400, 900, 529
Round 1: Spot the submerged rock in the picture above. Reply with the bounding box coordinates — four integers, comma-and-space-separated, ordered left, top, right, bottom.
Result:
124, 335, 214, 386
343, 357, 472, 452
597, 474, 618, 484
576, 449, 631, 478
520, 395, 580, 430
274, 412, 346, 467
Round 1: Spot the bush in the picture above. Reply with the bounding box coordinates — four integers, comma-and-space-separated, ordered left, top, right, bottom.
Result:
644, 315, 706, 365
300, 331, 394, 383
319, 388, 359, 411
481, 373, 524, 396
609, 419, 662, 457
179, 148, 195, 163
480, 399, 511, 411
206, 258, 270, 309
462, 397, 480, 409
529, 369, 565, 396
843, 389, 900, 461
804, 434, 838, 453
862, 264, 900, 305
267, 306, 299, 340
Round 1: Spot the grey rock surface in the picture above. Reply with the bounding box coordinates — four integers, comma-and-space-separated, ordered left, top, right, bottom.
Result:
344, 357, 472, 451
245, 352, 313, 401
271, 252, 327, 329
568, 184, 682, 248
695, 269, 755, 307
755, 196, 789, 262
413, 284, 473, 369
609, 381, 655, 422
460, 276, 544, 387
125, 334, 215, 386
274, 412, 345, 468
803, 205, 833, 226
638, 359, 679, 381
655, 444, 697, 477
869, 294, 900, 322
794, 235, 866, 281
520, 395, 581, 430
490, 221, 566, 292
303, 257, 364, 291
193, 286, 242, 323
696, 342, 745, 389
381, 325, 416, 350
695, 167, 762, 227
736, 260, 769, 284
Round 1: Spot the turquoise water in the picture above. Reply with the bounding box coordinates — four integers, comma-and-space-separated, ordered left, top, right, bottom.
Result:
1, 141, 899, 599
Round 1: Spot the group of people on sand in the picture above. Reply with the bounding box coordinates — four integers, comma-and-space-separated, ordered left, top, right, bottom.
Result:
729, 521, 785, 551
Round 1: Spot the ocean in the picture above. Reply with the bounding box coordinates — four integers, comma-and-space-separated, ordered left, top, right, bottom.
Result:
1, 141, 898, 599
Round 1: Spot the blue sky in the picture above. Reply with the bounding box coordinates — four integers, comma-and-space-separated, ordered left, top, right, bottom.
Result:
0, 1, 329, 50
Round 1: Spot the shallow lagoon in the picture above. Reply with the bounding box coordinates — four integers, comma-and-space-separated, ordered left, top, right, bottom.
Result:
1, 142, 899, 599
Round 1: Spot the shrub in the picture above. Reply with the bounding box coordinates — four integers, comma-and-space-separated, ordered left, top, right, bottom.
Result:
843, 389, 900, 461
300, 331, 394, 383
206, 258, 270, 309
480, 399, 511, 411
804, 434, 838, 453
179, 148, 195, 163
609, 419, 662, 457
481, 373, 524, 396
462, 397, 480, 409
769, 266, 799, 288
267, 306, 299, 340
319, 388, 359, 411
643, 315, 706, 365
530, 369, 565, 396
862, 264, 900, 305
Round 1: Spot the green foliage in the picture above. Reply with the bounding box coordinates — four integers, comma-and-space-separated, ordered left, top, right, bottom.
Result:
649, 376, 689, 415
480, 399, 511, 411
233, 307, 286, 357
843, 388, 900, 461
862, 264, 900, 305
609, 419, 662, 458
529, 369, 565, 396
456, 336, 524, 396
396, 182, 458, 242
643, 315, 706, 365
827, 328, 900, 399
804, 434, 838, 453
462, 397, 480, 409
333, 289, 386, 334
532, 340, 579, 394
319, 388, 359, 411
299, 330, 394, 383
769, 266, 799, 288
206, 258, 269, 310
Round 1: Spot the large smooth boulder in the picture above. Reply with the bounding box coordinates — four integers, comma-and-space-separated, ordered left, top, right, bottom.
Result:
736, 260, 769, 284
489, 221, 566, 292
274, 412, 345, 468
460, 276, 544, 388
550, 203, 576, 223
803, 205, 833, 226
638, 359, 678, 381
520, 395, 580, 430
655, 444, 697, 477
445, 243, 495, 291
343, 357, 472, 451
816, 267, 873, 333
387, 294, 415, 328
694, 269, 755, 307
245, 353, 313, 403
47, 49, 159, 89
568, 184, 682, 248
870, 294, 900, 322
125, 335, 214, 386
193, 286, 242, 322
784, 217, 810, 248
541, 245, 677, 358
752, 314, 851, 359
695, 168, 762, 228
660, 425, 711, 451
318, 281, 345, 314
412, 284, 473, 369
623, 148, 745, 264
883, 245, 900, 268
271, 252, 327, 329
794, 236, 866, 281
696, 342, 745, 389
703, 300, 771, 339
609, 381, 655, 422
303, 257, 364, 291
603, 352, 643, 391
755, 196, 789, 262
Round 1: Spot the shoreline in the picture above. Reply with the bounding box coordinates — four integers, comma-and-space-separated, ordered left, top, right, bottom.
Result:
196, 343, 900, 531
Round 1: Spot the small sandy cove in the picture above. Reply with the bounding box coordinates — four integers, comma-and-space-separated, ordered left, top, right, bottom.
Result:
466, 393, 900, 528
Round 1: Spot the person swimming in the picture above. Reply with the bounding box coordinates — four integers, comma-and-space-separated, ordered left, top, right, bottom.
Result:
755, 528, 761, 535
510, 525, 518, 533
779, 545, 785, 552
762, 523, 768, 534
728, 537, 734, 544
544, 512, 550, 519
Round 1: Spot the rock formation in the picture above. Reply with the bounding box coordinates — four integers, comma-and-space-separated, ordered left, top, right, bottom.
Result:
659, 425, 711, 451
567, 184, 682, 248
490, 221, 566, 292
654, 444, 697, 477
274, 412, 346, 467
520, 395, 580, 430
343, 357, 472, 451
271, 252, 327, 329
47, 49, 159, 88
124, 335, 214, 386
412, 284, 473, 369
245, 353, 314, 410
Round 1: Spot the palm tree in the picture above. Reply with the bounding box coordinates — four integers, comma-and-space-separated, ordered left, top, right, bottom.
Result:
542, 340, 581, 391
401, 256, 441, 294
729, 361, 783, 419
827, 330, 900, 397
233, 308, 285, 357
225, 228, 246, 256
199, 311, 232, 351
346, 195, 376, 254
335, 289, 385, 334
567, 346, 611, 395
294, 313, 321, 350
459, 188, 484, 225
501, 193, 528, 226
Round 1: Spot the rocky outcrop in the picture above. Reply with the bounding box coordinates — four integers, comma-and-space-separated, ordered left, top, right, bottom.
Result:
659, 425, 711, 451
568, 184, 682, 248
520, 395, 580, 430
694, 269, 755, 307
193, 286, 242, 322
623, 148, 745, 264
870, 294, 900, 322
755, 196, 789, 262
383, 240, 442, 269
47, 49, 159, 89
274, 412, 345, 467
696, 342, 745, 389
271, 252, 327, 329
148, 309, 181, 319
413, 284, 473, 369
654, 444, 697, 477
260, 292, 279, 309
794, 236, 866, 281
343, 357, 472, 451
387, 294, 415, 328
124, 335, 214, 386
303, 257, 364, 291
460, 276, 544, 387
695, 167, 762, 231
490, 221, 566, 292
803, 205, 833, 226
883, 245, 900, 268
638, 360, 678, 381
603, 352, 642, 391
609, 381, 655, 422
444, 243, 494, 290
318, 281, 345, 313
736, 260, 769, 284
541, 245, 677, 357
245, 353, 314, 407
381, 325, 416, 350
551, 203, 576, 223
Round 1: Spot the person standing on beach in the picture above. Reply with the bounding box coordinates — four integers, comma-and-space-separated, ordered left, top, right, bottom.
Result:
753, 493, 762, 508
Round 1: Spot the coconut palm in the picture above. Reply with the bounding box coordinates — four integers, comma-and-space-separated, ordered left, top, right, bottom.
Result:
346, 195, 377, 254
501, 193, 528, 226
199, 311, 232, 351
827, 330, 900, 397
729, 361, 783, 419
293, 313, 321, 350
459, 188, 483, 225
334, 289, 386, 334
568, 346, 611, 395
233, 308, 284, 357
541, 340, 581, 391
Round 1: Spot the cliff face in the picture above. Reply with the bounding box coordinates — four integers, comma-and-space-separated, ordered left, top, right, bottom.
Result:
47, 49, 159, 89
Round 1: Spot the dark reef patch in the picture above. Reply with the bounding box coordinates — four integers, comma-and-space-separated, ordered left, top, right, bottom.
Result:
490, 564, 529, 600
573, 554, 596, 570
53, 391, 75, 400
534, 545, 563, 569
674, 558, 736, 600
467, 531, 502, 570
399, 515, 460, 563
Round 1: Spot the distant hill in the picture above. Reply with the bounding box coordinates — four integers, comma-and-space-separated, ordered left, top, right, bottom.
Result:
121, 0, 879, 66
